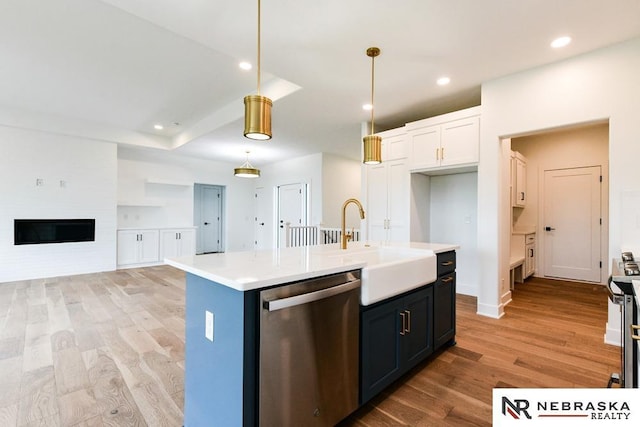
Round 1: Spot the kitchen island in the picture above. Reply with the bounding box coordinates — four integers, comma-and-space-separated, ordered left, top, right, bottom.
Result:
166, 241, 457, 426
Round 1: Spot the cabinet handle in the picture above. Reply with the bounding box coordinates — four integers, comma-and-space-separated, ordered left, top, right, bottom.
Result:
435, 148, 439, 160
404, 310, 411, 333
632, 325, 640, 341
442, 276, 454, 283
520, 192, 525, 201
441, 147, 444, 159
441, 261, 454, 266
399, 312, 406, 336
529, 248, 534, 257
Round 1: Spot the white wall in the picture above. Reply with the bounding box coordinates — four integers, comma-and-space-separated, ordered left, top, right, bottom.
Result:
0, 126, 117, 282
430, 173, 478, 296
117, 147, 255, 252
254, 153, 323, 248
479, 37, 640, 345
512, 123, 609, 280
322, 153, 361, 229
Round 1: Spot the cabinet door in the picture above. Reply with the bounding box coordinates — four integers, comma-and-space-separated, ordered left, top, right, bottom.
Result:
383, 132, 408, 161
409, 125, 440, 170
160, 230, 179, 259
525, 243, 535, 277
440, 116, 479, 167
138, 230, 159, 263
434, 272, 456, 349
387, 159, 410, 242
117, 230, 140, 266
514, 157, 526, 207
178, 229, 196, 256
366, 163, 389, 241
402, 286, 434, 369
360, 298, 403, 405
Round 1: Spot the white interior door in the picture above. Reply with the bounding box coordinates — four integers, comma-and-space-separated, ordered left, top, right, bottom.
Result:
543, 166, 601, 282
201, 185, 222, 253
254, 187, 268, 250
277, 183, 305, 248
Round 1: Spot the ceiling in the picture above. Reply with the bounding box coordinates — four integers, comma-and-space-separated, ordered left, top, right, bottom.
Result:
1, 0, 639, 166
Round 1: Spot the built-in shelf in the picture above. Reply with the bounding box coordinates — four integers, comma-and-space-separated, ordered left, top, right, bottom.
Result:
145, 178, 193, 187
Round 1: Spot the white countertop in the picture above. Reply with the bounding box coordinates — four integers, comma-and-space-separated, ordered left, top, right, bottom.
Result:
165, 241, 458, 292
512, 227, 536, 235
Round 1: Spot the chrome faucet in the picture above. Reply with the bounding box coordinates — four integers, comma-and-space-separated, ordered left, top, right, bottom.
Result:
341, 198, 365, 249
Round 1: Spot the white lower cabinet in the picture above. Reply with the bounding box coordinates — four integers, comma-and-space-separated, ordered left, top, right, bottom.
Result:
160, 229, 196, 259
524, 233, 536, 278
117, 227, 195, 268
117, 230, 160, 266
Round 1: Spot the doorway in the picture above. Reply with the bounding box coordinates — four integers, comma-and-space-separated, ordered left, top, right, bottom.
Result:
276, 183, 307, 248
543, 166, 602, 282
510, 122, 609, 286
254, 187, 268, 250
194, 184, 224, 254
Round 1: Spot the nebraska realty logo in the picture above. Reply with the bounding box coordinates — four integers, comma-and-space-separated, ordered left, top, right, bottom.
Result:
493, 388, 640, 426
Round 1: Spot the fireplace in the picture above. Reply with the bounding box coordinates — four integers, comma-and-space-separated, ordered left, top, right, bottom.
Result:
14, 219, 95, 245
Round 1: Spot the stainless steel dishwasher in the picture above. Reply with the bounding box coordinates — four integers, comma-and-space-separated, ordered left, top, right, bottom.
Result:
259, 270, 361, 426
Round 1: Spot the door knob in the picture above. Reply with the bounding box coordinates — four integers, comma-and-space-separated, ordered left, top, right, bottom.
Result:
259, 222, 265, 226
204, 222, 210, 225
544, 226, 555, 231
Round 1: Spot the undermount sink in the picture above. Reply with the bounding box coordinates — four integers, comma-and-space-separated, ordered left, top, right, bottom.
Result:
328, 245, 437, 306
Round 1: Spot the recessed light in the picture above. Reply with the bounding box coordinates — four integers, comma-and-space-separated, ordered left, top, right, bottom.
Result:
239, 61, 252, 70
551, 36, 571, 48
362, 103, 373, 111
154, 124, 164, 130
437, 77, 451, 86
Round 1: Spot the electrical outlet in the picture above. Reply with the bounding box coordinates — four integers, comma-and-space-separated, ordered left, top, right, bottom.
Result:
205, 310, 214, 342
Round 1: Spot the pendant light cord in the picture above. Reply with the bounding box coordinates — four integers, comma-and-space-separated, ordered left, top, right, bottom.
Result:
257, 0, 261, 95
370, 53, 375, 135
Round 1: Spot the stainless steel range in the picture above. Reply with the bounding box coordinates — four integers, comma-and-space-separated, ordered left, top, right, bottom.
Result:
608, 253, 640, 388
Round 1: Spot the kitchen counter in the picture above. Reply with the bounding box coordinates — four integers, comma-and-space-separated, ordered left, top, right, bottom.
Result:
512, 226, 536, 235
173, 241, 457, 426
166, 241, 457, 291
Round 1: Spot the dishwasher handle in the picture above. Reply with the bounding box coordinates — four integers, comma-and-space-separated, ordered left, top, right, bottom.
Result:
265, 279, 360, 312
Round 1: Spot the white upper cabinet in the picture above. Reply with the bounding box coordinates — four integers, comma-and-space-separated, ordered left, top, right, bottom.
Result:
407, 106, 480, 172
377, 127, 409, 161
511, 151, 527, 208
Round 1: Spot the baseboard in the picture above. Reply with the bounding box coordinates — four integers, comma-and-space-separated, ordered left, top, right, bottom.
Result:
477, 302, 504, 319
604, 321, 622, 346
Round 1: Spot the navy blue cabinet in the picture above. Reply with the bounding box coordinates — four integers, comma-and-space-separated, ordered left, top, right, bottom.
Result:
434, 251, 456, 348
360, 285, 433, 405
360, 250, 457, 406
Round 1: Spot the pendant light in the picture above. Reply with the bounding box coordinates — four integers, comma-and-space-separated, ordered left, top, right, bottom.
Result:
244, 0, 272, 140
363, 47, 382, 164
234, 151, 261, 178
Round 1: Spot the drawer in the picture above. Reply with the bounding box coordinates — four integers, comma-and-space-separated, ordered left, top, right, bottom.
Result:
525, 233, 535, 244
437, 251, 456, 276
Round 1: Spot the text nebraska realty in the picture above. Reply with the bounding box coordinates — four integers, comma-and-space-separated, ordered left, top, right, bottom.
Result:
504, 397, 632, 420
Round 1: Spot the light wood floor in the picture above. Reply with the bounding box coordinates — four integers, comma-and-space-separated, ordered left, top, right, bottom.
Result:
0, 267, 619, 426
